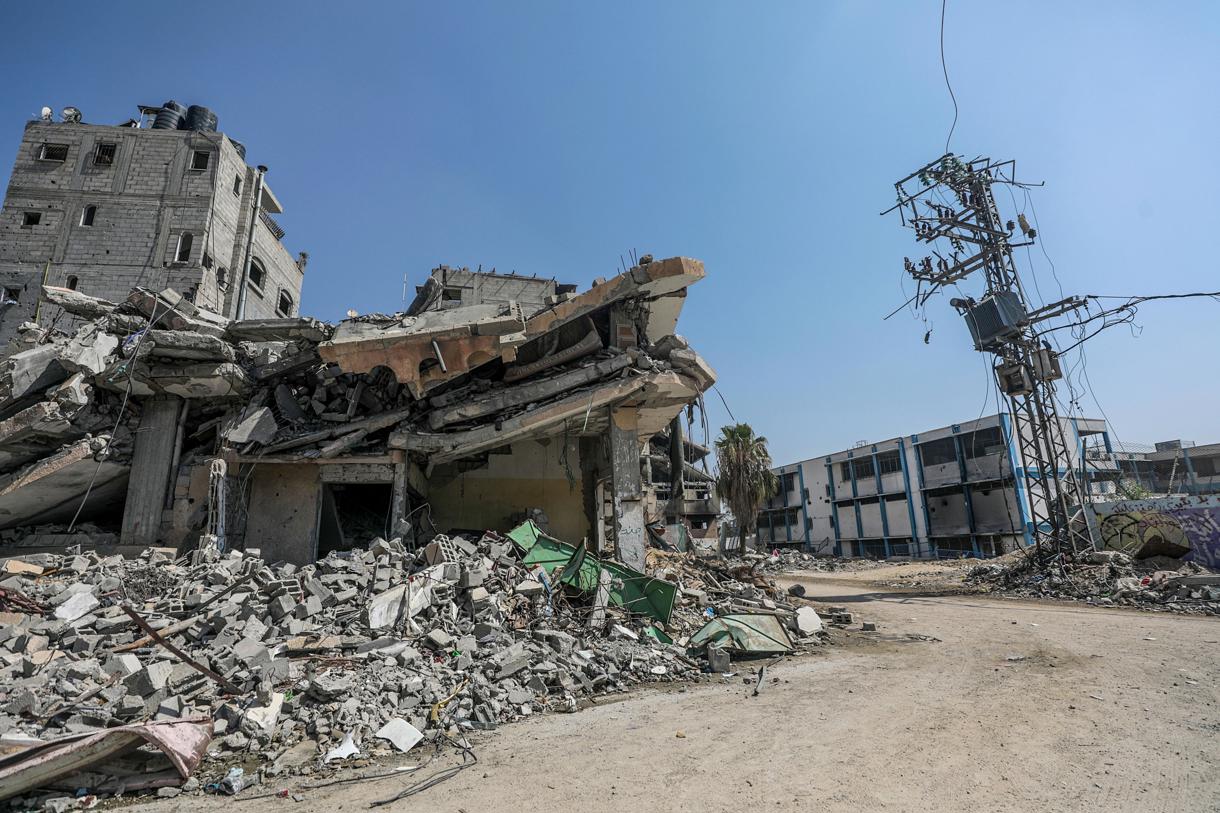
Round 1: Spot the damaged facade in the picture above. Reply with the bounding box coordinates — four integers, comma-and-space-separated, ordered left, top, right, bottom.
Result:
0, 102, 305, 347
0, 257, 718, 569
762, 412, 1114, 558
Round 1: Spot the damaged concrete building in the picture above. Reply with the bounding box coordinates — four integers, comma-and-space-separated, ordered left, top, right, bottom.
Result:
0, 256, 717, 572
0, 101, 305, 346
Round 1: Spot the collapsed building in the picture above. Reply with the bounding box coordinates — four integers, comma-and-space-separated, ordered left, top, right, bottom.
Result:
0, 256, 717, 567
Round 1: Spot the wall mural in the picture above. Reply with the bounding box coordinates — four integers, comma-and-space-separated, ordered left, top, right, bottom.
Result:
1090, 495, 1220, 569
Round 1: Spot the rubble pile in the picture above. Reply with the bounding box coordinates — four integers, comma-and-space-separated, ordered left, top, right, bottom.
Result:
647, 550, 808, 636
0, 532, 826, 803
967, 549, 1220, 615
755, 551, 886, 575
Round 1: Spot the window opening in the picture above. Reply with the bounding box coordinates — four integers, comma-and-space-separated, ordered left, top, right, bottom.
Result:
175, 233, 194, 263
22, 212, 41, 227
38, 143, 69, 162
80, 205, 96, 227
248, 258, 266, 290
190, 151, 211, 171
92, 143, 117, 166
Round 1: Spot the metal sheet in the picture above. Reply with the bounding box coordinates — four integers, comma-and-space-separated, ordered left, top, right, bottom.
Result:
0, 717, 211, 801
689, 613, 793, 655
508, 520, 677, 624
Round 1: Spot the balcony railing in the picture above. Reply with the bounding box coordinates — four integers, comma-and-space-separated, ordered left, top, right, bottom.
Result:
260, 210, 286, 241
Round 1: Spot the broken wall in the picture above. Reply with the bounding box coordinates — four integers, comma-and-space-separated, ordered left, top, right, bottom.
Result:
243, 464, 321, 565
426, 439, 587, 543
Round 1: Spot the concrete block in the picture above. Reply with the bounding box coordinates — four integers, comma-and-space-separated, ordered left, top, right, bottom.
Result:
124, 661, 174, 697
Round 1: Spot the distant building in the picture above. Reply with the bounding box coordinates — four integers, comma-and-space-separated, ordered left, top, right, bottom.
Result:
0, 101, 304, 345
760, 412, 1114, 558
1092, 439, 1220, 497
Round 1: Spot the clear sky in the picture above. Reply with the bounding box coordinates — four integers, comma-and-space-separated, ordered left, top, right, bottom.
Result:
2, 1, 1216, 464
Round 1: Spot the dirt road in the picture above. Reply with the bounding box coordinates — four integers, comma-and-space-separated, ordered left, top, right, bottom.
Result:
142, 565, 1220, 813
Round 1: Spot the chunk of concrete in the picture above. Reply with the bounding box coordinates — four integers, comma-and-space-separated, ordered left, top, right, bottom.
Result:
124, 661, 174, 697
53, 591, 99, 623
374, 718, 424, 753
795, 606, 824, 636
227, 406, 278, 445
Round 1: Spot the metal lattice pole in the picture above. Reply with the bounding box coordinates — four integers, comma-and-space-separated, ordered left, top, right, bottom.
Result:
886, 154, 1096, 555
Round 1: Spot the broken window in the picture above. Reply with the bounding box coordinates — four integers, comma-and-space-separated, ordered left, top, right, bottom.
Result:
877, 451, 903, 475
65, 275, 79, 291
190, 150, 211, 171
2, 287, 21, 303
962, 426, 1005, 459
37, 143, 69, 162
22, 212, 41, 227
248, 258, 266, 291
92, 142, 117, 166
80, 205, 97, 227
217, 267, 228, 288
276, 290, 294, 317
202, 252, 213, 269
919, 437, 958, 467
849, 457, 875, 481
174, 232, 193, 263
233, 174, 242, 196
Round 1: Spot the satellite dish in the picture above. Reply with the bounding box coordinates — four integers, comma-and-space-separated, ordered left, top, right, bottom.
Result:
39, 107, 52, 122
61, 106, 82, 123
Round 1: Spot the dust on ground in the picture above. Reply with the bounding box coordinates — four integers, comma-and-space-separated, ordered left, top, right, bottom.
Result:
136, 568, 1220, 813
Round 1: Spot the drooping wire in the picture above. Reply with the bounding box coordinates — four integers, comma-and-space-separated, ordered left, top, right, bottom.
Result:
939, 0, 959, 154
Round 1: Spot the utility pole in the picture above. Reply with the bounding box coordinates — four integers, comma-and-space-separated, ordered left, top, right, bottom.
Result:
886, 154, 1095, 555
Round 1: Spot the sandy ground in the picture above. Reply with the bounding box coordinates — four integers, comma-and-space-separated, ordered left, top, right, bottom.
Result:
138, 564, 1220, 813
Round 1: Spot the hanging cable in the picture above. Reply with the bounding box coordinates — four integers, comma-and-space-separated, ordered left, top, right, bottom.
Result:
939, 0, 959, 154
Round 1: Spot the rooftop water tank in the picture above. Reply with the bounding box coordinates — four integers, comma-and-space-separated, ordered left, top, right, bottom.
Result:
152, 100, 186, 130
184, 105, 218, 133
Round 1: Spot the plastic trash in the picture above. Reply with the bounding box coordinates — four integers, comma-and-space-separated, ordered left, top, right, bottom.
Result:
219, 767, 245, 795
323, 731, 360, 763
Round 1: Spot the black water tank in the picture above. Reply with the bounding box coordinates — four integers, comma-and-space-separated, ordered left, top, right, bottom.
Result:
152, 100, 186, 130
184, 105, 218, 132
227, 137, 247, 161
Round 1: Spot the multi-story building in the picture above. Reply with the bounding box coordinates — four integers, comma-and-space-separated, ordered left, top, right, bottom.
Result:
1090, 439, 1220, 497
0, 102, 304, 345
759, 412, 1113, 559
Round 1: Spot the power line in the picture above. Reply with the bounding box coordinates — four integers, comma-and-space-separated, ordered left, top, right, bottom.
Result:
939, 0, 959, 154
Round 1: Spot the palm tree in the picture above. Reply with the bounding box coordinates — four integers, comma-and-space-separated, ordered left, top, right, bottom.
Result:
714, 423, 778, 558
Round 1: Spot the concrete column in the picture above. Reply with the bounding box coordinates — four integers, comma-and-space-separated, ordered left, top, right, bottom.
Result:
121, 396, 183, 547
389, 451, 414, 548
668, 416, 685, 524
609, 405, 646, 571
579, 436, 606, 554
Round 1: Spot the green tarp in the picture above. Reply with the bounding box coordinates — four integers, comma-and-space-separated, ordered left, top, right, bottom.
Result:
688, 613, 793, 655
506, 520, 677, 624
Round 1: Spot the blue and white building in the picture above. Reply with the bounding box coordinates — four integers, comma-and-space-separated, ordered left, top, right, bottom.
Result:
758, 412, 1116, 559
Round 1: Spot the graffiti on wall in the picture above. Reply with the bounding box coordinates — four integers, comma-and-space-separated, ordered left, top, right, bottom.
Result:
1090, 495, 1220, 569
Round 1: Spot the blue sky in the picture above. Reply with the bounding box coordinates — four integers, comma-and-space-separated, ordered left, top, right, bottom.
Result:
2, 1, 1217, 464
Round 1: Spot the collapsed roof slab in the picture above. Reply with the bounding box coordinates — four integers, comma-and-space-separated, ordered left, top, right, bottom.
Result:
520, 257, 704, 344
316, 257, 706, 399
391, 369, 704, 467
0, 439, 128, 529
427, 353, 632, 430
